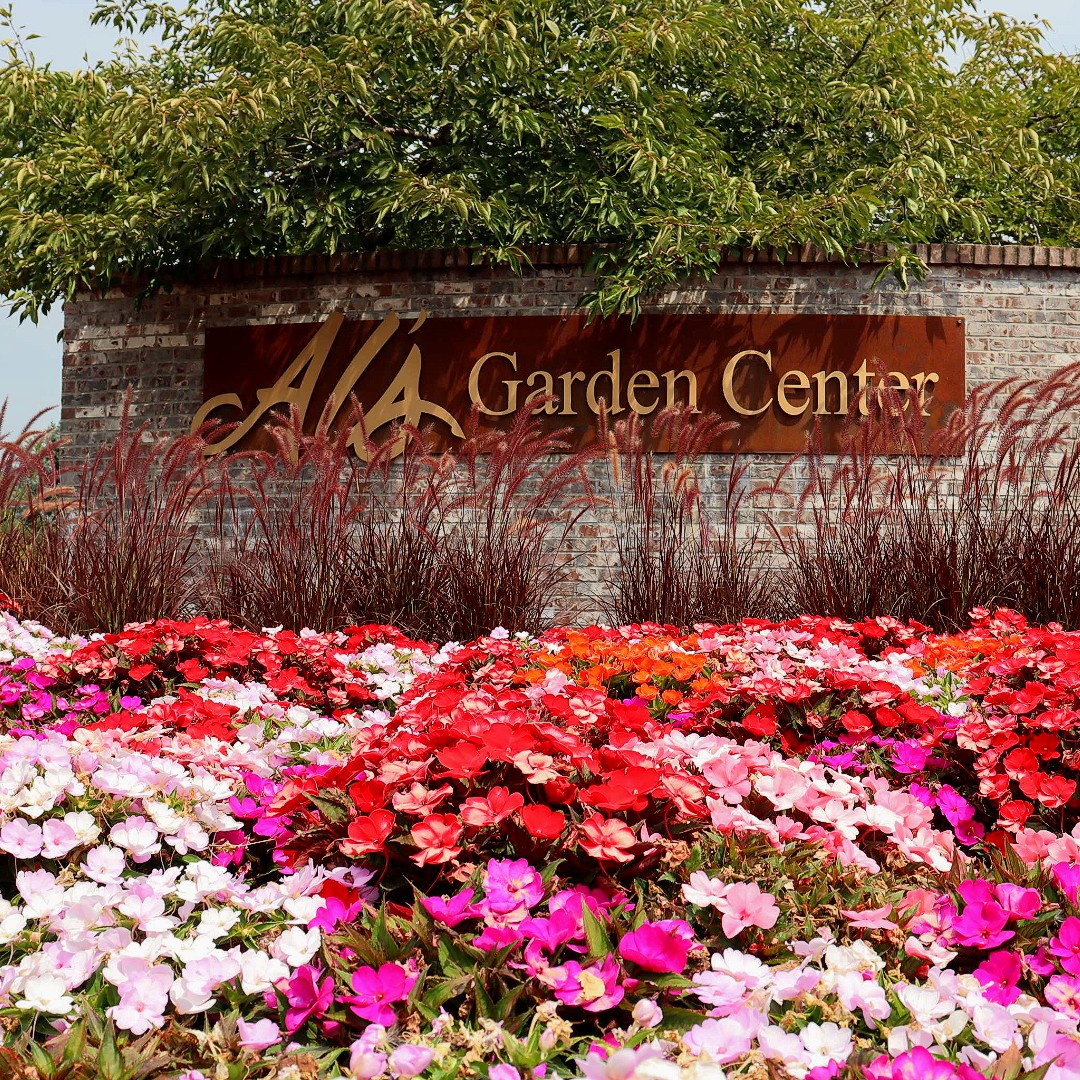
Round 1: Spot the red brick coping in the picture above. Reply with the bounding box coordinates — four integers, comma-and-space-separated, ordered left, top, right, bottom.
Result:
186, 244, 1080, 284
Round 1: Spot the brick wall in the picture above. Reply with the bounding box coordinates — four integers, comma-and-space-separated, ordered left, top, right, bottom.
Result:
61, 245, 1080, 622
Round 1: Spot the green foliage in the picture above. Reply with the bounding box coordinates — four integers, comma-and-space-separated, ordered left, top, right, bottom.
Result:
0, 0, 1078, 317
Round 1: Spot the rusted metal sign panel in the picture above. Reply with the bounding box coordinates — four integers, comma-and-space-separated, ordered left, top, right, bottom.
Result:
196, 311, 966, 455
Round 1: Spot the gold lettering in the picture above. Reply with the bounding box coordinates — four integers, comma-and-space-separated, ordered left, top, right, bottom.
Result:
194, 310, 464, 461
911, 371, 939, 416
586, 351, 625, 416
777, 370, 811, 416
524, 370, 559, 414
876, 371, 911, 413
854, 359, 874, 416
721, 349, 772, 417
192, 313, 345, 454
326, 312, 411, 428
811, 370, 850, 416
559, 371, 586, 415
627, 370, 660, 415
349, 340, 464, 460
663, 369, 699, 413
468, 351, 520, 416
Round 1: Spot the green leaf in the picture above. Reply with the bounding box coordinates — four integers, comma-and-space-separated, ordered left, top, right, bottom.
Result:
96, 1022, 126, 1080
657, 1006, 711, 1032
582, 902, 615, 962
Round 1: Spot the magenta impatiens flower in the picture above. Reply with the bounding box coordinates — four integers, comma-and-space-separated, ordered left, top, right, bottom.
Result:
1053, 862, 1080, 905
345, 963, 417, 1025
974, 950, 1022, 1005
618, 920, 696, 973
865, 1045, 983, 1079
949, 900, 1014, 949
282, 964, 334, 1033
1050, 917, 1080, 975
420, 888, 476, 928
994, 883, 1041, 921
483, 858, 544, 917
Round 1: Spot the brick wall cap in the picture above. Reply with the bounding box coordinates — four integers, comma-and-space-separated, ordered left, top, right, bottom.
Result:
95, 243, 1080, 294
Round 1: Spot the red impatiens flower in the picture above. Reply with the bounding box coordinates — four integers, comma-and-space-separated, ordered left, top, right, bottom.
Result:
1019, 772, 1076, 809
411, 814, 464, 864
519, 804, 566, 840
340, 810, 395, 857
437, 742, 488, 778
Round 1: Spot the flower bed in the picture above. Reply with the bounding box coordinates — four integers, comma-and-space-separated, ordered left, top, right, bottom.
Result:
2, 607, 1080, 1078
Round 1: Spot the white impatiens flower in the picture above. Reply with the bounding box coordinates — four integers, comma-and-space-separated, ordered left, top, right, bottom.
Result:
238, 949, 290, 994
82, 844, 127, 883
63, 810, 101, 846
15, 974, 74, 1015
0, 901, 27, 945
165, 820, 210, 855
896, 982, 955, 1025
145, 799, 186, 834
269, 926, 320, 967
282, 895, 324, 924
799, 1022, 854, 1070
196, 907, 241, 939
109, 817, 162, 862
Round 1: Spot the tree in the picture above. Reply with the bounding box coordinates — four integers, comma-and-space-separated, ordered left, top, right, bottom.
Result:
0, 0, 1078, 319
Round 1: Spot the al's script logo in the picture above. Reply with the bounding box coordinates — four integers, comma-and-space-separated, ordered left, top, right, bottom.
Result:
191, 310, 463, 459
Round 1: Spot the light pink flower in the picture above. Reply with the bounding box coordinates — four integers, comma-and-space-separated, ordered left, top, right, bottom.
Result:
632, 998, 664, 1028
682, 871, 729, 908
840, 905, 898, 930
82, 845, 126, 884
109, 817, 161, 863
388, 1045, 435, 1078
237, 1017, 281, 1051
0, 819, 42, 859
106, 959, 174, 1035
715, 882, 780, 938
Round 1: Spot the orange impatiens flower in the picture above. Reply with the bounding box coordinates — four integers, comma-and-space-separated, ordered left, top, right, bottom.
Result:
410, 814, 464, 865
577, 812, 637, 863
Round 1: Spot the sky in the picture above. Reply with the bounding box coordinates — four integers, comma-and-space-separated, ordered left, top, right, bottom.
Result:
1, 0, 1078, 432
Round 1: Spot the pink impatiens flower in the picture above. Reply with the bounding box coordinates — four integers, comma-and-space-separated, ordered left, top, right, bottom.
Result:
237, 1017, 281, 1051
0, 819, 43, 859
840, 905, 898, 931
106, 959, 174, 1035
345, 963, 417, 1025
1046, 973, 1080, 1018
682, 871, 730, 908
483, 858, 544, 918
618, 920, 696, 973
715, 882, 780, 938
410, 814, 463, 865
577, 814, 637, 863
